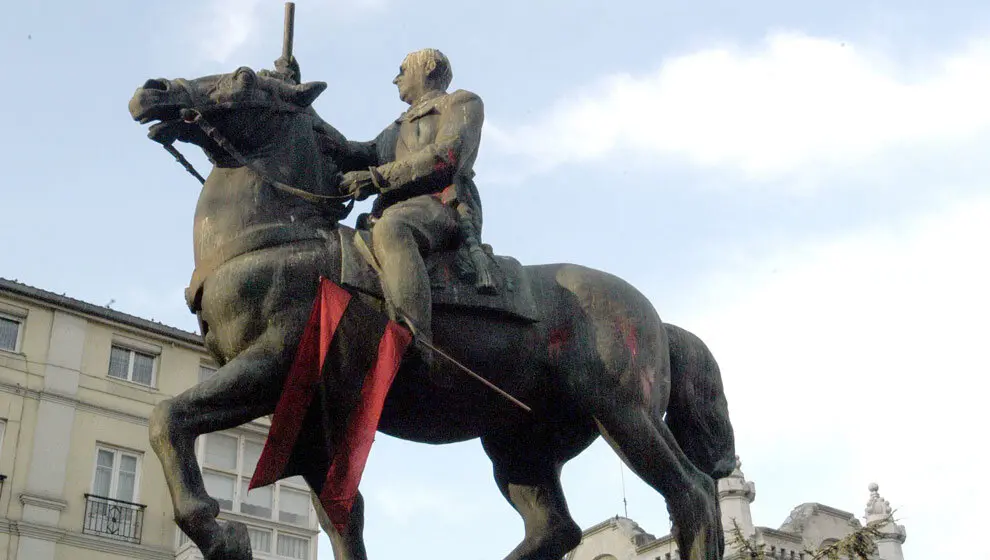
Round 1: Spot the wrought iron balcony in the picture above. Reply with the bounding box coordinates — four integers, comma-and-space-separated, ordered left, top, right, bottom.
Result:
82, 493, 146, 544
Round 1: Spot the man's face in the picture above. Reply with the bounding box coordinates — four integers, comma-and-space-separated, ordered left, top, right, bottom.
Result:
392, 54, 427, 105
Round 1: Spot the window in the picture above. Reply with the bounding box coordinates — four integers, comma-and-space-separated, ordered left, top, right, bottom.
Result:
0, 313, 23, 353
241, 478, 273, 518
202, 433, 237, 511
85, 446, 145, 543
248, 526, 272, 554
199, 431, 312, 527
178, 524, 304, 558
277, 533, 310, 559
278, 487, 310, 525
108, 344, 157, 387
92, 446, 141, 502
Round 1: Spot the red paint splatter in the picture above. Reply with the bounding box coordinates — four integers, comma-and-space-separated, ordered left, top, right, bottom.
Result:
548, 326, 571, 360
618, 317, 638, 360
433, 149, 458, 172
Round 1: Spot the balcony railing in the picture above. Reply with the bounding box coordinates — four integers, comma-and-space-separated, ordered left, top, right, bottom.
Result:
82, 493, 146, 544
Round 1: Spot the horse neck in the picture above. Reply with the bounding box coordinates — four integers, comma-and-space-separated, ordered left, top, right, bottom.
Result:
194, 113, 336, 265
245, 112, 330, 196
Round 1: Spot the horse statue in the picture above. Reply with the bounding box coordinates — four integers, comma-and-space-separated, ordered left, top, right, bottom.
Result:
128, 65, 737, 560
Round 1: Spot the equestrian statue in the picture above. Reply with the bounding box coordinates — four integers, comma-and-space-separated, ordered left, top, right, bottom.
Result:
127, 7, 737, 559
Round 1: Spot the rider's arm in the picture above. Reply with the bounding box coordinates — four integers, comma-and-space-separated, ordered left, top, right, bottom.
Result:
313, 120, 397, 173
342, 138, 384, 168
372, 90, 483, 196
265, 56, 391, 172
268, 56, 302, 84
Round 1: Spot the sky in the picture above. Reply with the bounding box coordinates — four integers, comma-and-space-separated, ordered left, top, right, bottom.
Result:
2, 0, 989, 558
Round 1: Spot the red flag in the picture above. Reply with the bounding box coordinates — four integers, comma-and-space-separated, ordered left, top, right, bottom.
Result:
249, 277, 412, 531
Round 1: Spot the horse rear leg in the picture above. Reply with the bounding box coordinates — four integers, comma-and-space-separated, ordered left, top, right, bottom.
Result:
481, 423, 597, 560
556, 265, 722, 559
593, 403, 721, 560
149, 331, 291, 560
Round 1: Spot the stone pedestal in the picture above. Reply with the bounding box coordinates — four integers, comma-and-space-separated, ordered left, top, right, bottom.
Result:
718, 456, 756, 539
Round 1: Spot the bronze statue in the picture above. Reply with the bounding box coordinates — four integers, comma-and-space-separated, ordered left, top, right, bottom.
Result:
274, 48, 495, 371
128, 54, 735, 560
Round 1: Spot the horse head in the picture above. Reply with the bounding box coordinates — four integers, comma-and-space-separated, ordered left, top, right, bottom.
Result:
128, 66, 328, 164
129, 66, 352, 223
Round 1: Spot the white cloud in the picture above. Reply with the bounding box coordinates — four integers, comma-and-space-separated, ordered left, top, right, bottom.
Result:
193, 0, 389, 64
196, 0, 264, 64
680, 193, 989, 555
488, 32, 990, 182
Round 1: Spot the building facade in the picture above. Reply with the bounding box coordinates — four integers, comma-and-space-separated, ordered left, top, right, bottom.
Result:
566, 459, 907, 560
0, 279, 320, 560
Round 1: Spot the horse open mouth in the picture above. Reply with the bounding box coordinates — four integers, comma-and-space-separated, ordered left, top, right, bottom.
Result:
129, 79, 190, 125
130, 98, 185, 125
146, 119, 191, 144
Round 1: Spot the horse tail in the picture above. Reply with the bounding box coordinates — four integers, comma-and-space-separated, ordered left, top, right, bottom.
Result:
663, 323, 737, 480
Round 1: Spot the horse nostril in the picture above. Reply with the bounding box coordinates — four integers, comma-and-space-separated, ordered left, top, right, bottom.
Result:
142, 78, 169, 91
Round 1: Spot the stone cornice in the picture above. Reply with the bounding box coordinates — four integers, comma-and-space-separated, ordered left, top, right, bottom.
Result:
216, 510, 320, 536
19, 493, 68, 511
813, 503, 858, 523
719, 479, 756, 501
0, 519, 175, 559
0, 278, 204, 349
874, 522, 907, 544
578, 516, 620, 538
0, 377, 272, 433
0, 379, 151, 426
635, 531, 674, 553
759, 526, 804, 544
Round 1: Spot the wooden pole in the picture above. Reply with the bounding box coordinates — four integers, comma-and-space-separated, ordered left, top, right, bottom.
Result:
282, 2, 295, 60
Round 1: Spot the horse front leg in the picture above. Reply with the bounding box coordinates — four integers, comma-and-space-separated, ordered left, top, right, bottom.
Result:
149, 330, 292, 560
314, 489, 368, 560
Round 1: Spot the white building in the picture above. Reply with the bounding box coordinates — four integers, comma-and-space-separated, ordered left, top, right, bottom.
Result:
567, 458, 907, 560
0, 278, 320, 560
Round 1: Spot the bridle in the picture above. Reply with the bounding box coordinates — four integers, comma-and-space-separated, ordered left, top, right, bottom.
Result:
159, 78, 354, 221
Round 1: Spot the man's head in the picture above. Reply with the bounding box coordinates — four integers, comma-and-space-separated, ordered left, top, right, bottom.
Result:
393, 48, 453, 104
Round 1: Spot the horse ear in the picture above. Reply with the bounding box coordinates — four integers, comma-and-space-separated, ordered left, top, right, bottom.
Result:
290, 81, 328, 107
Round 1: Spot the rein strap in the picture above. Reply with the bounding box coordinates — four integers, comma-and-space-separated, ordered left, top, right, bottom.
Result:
163, 107, 354, 220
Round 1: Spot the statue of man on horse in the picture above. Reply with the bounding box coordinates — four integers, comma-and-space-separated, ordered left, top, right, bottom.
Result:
126, 5, 737, 559
270, 47, 497, 372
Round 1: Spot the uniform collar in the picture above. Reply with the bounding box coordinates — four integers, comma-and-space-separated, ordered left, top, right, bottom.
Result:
398, 90, 445, 122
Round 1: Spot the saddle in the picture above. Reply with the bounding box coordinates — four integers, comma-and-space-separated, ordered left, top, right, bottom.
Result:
337, 228, 541, 323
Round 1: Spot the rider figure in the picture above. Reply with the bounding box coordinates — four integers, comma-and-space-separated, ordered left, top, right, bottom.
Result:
275, 49, 494, 367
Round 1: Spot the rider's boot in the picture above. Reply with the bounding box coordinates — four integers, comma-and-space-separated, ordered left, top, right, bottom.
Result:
396, 309, 451, 388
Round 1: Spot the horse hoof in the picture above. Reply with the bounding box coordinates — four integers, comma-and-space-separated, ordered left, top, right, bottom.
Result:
670, 480, 722, 560
204, 520, 252, 560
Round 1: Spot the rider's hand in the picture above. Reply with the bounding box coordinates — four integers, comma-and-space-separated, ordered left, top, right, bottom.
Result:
273, 55, 301, 83
341, 170, 376, 201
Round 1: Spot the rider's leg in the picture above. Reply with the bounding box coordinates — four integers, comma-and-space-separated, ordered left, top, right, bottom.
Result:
371, 195, 458, 359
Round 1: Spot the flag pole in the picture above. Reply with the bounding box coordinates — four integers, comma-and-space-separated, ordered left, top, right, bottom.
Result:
414, 336, 532, 413
282, 2, 295, 60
